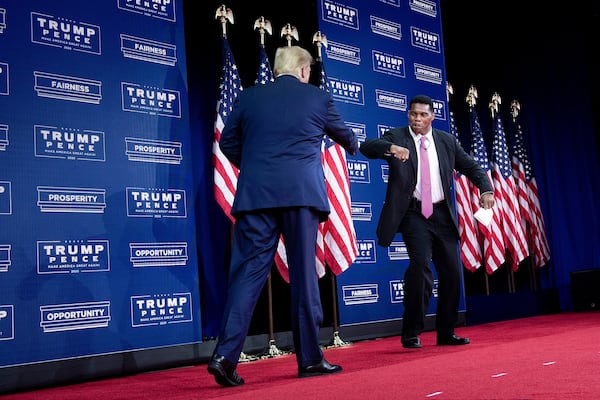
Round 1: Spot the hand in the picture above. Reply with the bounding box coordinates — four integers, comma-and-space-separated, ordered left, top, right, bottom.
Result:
389, 144, 409, 162
480, 192, 495, 209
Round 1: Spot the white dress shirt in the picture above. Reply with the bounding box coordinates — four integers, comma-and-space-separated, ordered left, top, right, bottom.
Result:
409, 128, 444, 203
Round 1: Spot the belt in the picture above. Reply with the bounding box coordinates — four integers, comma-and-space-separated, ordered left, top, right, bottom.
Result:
410, 197, 446, 211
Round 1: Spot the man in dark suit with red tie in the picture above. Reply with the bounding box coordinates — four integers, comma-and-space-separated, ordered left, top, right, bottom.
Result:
359, 94, 494, 349
207, 45, 358, 387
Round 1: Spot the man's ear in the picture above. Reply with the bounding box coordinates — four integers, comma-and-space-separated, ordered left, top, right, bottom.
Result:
300, 65, 309, 81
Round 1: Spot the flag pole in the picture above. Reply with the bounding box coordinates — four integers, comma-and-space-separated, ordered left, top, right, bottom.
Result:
253, 16, 290, 359
467, 87, 491, 295
313, 30, 326, 59
327, 272, 351, 347
215, 4, 233, 38
254, 16, 271, 47
313, 31, 350, 348
510, 100, 538, 292
263, 273, 292, 357
509, 97, 550, 277
488, 93, 515, 294
281, 22, 300, 47
447, 81, 486, 274
280, 23, 299, 47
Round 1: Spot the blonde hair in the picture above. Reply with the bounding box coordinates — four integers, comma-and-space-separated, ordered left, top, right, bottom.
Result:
273, 46, 314, 77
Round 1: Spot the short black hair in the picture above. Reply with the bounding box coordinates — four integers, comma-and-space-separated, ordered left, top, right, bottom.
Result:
409, 94, 434, 112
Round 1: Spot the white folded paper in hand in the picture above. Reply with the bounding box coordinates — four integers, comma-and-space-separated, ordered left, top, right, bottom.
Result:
474, 208, 493, 227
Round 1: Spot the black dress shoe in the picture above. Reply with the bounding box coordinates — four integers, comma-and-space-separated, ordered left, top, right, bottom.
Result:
298, 358, 342, 378
207, 354, 245, 387
437, 334, 470, 346
401, 337, 422, 349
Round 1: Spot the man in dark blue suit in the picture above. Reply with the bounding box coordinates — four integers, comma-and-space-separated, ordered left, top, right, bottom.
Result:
359, 95, 494, 350
207, 45, 358, 387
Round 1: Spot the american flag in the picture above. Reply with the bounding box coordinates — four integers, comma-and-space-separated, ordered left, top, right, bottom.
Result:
469, 106, 505, 274
213, 36, 242, 222
510, 118, 550, 269
449, 109, 481, 271
255, 45, 275, 85
317, 60, 358, 277
490, 113, 529, 270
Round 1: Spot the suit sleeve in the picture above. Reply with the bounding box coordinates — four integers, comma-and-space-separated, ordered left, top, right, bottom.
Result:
359, 132, 395, 160
323, 96, 358, 155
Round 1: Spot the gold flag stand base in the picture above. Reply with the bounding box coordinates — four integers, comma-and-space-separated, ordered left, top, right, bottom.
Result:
238, 351, 260, 363
239, 340, 293, 363
258, 339, 292, 359
324, 331, 352, 349
239, 330, 350, 362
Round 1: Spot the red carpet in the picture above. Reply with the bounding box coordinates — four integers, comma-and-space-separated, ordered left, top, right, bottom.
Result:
4, 311, 600, 399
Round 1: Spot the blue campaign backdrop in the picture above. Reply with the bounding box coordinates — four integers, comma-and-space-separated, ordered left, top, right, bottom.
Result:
0, 0, 202, 368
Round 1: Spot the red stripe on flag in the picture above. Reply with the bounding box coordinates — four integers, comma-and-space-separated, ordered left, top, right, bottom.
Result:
490, 115, 528, 271
322, 144, 358, 275
213, 121, 238, 222
510, 120, 550, 269
528, 179, 551, 268
213, 37, 242, 223
454, 173, 482, 271
474, 171, 505, 274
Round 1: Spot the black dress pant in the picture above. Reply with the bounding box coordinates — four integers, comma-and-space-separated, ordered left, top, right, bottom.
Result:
399, 200, 461, 339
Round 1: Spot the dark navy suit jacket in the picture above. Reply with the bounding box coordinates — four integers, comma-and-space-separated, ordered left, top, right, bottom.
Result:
220, 74, 358, 221
359, 126, 492, 247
